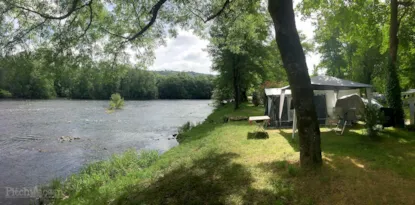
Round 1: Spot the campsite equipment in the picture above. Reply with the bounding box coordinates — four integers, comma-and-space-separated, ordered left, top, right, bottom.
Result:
249, 116, 270, 132
335, 94, 365, 122
265, 76, 373, 130
402, 89, 415, 125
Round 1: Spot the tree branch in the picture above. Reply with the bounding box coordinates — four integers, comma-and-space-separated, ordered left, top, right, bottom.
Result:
187, 0, 231, 23
78, 0, 94, 39
204, 0, 230, 23
101, 27, 129, 40
9, 0, 88, 20
3, 19, 48, 49
398, 6, 410, 24
398, 1, 414, 6
126, 0, 168, 42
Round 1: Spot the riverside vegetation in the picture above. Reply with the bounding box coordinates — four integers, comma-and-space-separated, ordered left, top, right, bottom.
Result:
45, 103, 415, 205
0, 52, 214, 100
109, 93, 124, 110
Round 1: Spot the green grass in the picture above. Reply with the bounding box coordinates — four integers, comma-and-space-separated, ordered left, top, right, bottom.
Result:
47, 103, 415, 205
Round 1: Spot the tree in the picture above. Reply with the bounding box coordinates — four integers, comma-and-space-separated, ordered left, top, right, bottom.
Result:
2, 0, 323, 167
300, 0, 389, 87
208, 1, 287, 110
386, 0, 411, 127
268, 0, 322, 167
208, 0, 266, 109
300, 0, 415, 127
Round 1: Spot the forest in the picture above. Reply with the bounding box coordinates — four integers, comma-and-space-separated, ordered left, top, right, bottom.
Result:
0, 50, 214, 99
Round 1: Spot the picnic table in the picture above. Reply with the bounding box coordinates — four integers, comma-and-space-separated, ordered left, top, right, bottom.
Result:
248, 116, 270, 132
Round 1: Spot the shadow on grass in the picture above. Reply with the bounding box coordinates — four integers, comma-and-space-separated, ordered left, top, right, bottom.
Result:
258, 155, 415, 205
247, 131, 269, 140
278, 127, 415, 178
115, 151, 276, 204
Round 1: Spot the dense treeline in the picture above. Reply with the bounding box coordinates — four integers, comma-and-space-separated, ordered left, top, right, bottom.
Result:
0, 51, 213, 100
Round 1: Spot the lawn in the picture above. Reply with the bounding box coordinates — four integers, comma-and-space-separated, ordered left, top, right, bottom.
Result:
49, 103, 415, 205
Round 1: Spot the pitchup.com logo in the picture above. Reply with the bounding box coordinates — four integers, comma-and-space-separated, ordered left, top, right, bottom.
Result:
4, 186, 55, 198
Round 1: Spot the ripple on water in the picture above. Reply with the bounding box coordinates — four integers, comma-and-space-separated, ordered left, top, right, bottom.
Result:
0, 99, 213, 191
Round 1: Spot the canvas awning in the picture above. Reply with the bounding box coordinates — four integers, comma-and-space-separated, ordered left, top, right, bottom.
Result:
402, 89, 415, 125
283, 76, 373, 90
272, 76, 374, 138
265, 88, 292, 96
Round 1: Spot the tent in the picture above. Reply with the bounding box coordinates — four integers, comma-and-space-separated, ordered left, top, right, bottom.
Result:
265, 76, 373, 138
334, 94, 366, 122
402, 89, 415, 125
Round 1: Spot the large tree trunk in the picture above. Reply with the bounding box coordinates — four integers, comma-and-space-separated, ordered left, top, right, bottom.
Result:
241, 90, 248, 102
268, 0, 322, 167
233, 54, 240, 110
386, 0, 405, 127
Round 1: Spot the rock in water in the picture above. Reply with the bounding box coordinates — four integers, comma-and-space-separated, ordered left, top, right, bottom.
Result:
59, 136, 73, 142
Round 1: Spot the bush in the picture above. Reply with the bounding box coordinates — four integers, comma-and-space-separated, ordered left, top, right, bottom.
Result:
0, 89, 12, 98
176, 121, 194, 141
212, 86, 233, 106
178, 121, 193, 134
363, 104, 384, 139
109, 93, 124, 110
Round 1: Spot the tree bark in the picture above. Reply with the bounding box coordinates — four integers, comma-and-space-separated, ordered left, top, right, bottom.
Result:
233, 54, 240, 110
268, 0, 322, 167
386, 0, 405, 127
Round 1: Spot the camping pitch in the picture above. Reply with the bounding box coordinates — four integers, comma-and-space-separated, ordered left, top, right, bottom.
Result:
264, 76, 373, 138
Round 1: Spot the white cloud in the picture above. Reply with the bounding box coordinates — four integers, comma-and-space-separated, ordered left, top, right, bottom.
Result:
150, 30, 213, 74
150, 2, 320, 75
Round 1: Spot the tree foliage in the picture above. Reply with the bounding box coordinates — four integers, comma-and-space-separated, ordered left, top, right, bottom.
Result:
299, 0, 415, 127
109, 93, 124, 110
208, 0, 286, 109
0, 49, 214, 99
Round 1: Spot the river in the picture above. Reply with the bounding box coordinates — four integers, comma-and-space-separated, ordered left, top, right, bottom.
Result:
0, 99, 213, 202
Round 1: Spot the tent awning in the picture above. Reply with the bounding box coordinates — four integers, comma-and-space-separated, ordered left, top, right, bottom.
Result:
283, 76, 372, 90
265, 88, 292, 96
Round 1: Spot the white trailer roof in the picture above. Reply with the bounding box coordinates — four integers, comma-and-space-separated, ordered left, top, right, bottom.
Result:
265, 88, 292, 96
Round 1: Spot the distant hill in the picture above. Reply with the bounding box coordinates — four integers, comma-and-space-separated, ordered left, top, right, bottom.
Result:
153, 70, 214, 77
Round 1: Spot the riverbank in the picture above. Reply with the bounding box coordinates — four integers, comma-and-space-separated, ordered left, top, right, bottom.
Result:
0, 100, 212, 205
47, 103, 415, 205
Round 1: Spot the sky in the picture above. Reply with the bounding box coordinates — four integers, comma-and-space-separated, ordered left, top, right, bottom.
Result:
149, 1, 320, 75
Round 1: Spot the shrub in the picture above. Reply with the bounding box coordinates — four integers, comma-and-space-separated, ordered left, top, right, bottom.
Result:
363, 104, 384, 139
178, 121, 193, 134
0, 89, 12, 98
109, 93, 124, 110
176, 121, 194, 141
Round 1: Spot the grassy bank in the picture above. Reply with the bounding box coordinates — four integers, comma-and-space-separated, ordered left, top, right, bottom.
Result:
48, 103, 415, 205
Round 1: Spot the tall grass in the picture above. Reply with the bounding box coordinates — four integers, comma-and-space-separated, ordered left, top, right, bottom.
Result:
43, 150, 159, 204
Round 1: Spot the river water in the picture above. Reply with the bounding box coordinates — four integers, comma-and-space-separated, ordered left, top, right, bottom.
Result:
0, 100, 213, 202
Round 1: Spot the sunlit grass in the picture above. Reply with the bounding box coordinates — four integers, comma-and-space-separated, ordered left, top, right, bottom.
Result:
48, 103, 415, 205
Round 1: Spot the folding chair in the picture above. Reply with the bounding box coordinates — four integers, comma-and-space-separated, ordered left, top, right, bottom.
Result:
334, 108, 357, 135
